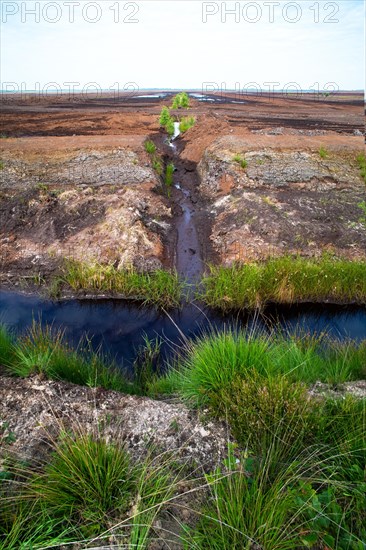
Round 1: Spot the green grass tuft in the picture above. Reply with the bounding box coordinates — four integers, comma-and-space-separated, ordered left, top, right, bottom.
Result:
60, 259, 183, 308
233, 153, 248, 169
164, 162, 175, 196
199, 255, 366, 311
159, 106, 171, 126
177, 330, 366, 548
1, 429, 186, 549
179, 116, 195, 133
356, 153, 366, 184
188, 420, 366, 549
144, 140, 156, 155
165, 330, 366, 408
2, 321, 134, 393
171, 92, 189, 109
189, 447, 309, 549
23, 432, 134, 537
319, 146, 329, 159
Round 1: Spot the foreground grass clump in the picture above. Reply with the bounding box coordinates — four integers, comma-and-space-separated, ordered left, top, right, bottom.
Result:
29, 433, 134, 531
1, 323, 365, 548
160, 330, 366, 403
61, 260, 183, 308
0, 321, 135, 393
191, 393, 366, 549
170, 329, 366, 549
199, 256, 366, 311
188, 423, 365, 550
1, 431, 180, 548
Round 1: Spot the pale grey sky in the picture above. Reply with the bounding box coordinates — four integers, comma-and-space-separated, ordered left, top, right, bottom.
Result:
1, 0, 364, 91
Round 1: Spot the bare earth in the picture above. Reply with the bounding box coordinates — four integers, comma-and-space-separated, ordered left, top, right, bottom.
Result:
0, 91, 364, 289
0, 94, 365, 548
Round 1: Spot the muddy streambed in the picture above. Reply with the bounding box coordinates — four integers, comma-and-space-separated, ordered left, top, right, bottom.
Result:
1, 291, 365, 369
166, 124, 204, 285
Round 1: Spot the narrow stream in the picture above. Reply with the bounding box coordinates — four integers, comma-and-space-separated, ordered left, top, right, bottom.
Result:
168, 123, 203, 285
1, 291, 365, 369
1, 121, 365, 371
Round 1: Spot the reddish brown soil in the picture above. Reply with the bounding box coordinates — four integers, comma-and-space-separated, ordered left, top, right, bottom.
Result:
1, 91, 363, 139
0, 91, 364, 291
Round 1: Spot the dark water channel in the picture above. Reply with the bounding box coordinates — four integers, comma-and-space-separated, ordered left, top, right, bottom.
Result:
1, 291, 365, 370
2, 117, 365, 372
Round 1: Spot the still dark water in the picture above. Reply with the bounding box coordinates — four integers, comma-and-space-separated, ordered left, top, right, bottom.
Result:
1, 291, 365, 368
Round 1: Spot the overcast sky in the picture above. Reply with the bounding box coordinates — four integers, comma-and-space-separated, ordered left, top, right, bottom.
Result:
1, 0, 364, 92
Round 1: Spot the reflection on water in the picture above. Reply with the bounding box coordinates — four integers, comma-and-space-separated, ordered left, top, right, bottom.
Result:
1, 291, 365, 368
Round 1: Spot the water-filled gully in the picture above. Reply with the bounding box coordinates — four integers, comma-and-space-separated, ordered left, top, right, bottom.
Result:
1, 125, 365, 369
1, 291, 365, 370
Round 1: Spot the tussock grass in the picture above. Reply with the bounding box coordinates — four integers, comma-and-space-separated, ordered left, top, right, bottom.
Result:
61, 259, 183, 308
144, 139, 156, 155
188, 446, 313, 549
199, 256, 366, 311
160, 329, 365, 405
357, 152, 366, 184
1, 322, 365, 547
188, 424, 366, 549
232, 153, 248, 169
171, 92, 189, 109
29, 432, 134, 533
0, 325, 15, 368
172, 328, 366, 548
179, 116, 195, 133
1, 322, 173, 396
319, 146, 329, 159
152, 156, 163, 175
165, 162, 175, 196
1, 321, 134, 393
1, 430, 185, 548
158, 106, 171, 126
